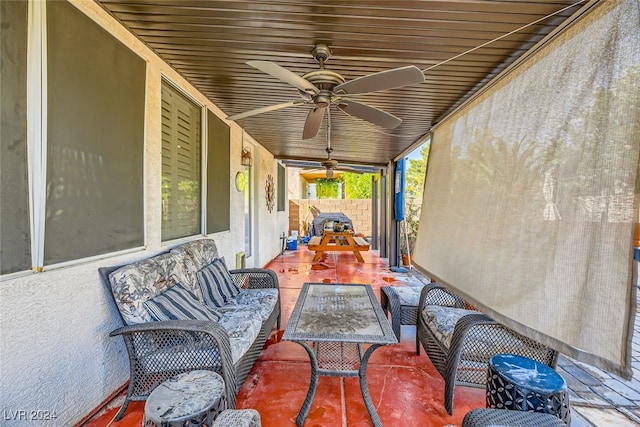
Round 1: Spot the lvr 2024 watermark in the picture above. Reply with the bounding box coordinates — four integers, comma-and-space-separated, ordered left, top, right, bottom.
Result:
3, 409, 58, 421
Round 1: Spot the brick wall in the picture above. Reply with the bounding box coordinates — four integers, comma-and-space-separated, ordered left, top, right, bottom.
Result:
288, 200, 301, 235
290, 199, 373, 237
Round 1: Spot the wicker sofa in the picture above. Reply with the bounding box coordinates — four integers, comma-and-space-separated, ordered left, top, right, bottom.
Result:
99, 238, 280, 421
416, 285, 558, 415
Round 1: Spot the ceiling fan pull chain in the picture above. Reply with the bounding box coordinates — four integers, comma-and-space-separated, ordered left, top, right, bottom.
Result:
326, 108, 331, 152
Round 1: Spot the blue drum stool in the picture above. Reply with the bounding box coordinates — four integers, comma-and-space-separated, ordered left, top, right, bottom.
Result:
486, 354, 570, 425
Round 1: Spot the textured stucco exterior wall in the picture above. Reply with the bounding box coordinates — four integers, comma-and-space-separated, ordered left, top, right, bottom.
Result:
239, 139, 289, 268
0, 1, 285, 424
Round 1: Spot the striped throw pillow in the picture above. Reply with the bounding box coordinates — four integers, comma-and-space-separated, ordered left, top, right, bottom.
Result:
197, 258, 241, 308
143, 282, 220, 322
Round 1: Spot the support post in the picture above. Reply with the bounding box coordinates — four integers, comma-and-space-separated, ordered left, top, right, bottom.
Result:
380, 170, 388, 258
371, 175, 379, 250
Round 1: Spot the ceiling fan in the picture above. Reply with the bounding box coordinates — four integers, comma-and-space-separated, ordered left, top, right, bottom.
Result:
226, 44, 425, 140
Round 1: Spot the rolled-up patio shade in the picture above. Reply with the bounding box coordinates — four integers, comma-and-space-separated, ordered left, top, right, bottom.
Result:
414, 0, 639, 377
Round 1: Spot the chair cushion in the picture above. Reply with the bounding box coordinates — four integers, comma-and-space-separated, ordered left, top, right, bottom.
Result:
198, 258, 241, 307
143, 282, 221, 322
422, 305, 478, 350
390, 285, 424, 307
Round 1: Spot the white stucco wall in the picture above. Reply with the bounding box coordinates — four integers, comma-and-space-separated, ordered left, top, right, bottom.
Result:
0, 1, 287, 424
241, 136, 290, 268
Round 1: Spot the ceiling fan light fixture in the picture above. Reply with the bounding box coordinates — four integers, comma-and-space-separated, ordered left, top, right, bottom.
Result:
326, 169, 334, 179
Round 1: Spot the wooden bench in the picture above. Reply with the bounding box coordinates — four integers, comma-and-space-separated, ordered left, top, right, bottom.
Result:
353, 236, 369, 247
308, 236, 322, 247
307, 232, 370, 262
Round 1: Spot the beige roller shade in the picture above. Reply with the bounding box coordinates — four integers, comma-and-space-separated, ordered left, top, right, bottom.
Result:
414, 0, 639, 377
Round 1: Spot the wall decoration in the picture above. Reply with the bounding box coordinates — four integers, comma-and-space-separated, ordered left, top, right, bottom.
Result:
265, 174, 275, 212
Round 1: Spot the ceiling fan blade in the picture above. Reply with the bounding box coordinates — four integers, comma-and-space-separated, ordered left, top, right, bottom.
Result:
337, 166, 363, 174
302, 106, 325, 139
247, 60, 319, 94
334, 65, 424, 95
226, 101, 302, 121
338, 100, 402, 129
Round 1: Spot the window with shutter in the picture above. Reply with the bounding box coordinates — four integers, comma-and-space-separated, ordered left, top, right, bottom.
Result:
161, 81, 202, 241
277, 163, 286, 212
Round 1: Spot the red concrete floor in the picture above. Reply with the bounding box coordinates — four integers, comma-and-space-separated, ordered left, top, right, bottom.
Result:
83, 249, 485, 427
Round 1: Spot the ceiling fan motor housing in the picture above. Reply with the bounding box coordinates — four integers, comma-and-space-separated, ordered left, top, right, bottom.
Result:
321, 158, 339, 169
302, 70, 345, 92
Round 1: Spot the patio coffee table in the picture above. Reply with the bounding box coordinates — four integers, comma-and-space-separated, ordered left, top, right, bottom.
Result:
283, 283, 398, 427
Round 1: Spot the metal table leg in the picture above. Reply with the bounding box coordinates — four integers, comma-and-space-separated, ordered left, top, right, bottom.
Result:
360, 344, 385, 427
294, 341, 319, 427
294, 341, 387, 427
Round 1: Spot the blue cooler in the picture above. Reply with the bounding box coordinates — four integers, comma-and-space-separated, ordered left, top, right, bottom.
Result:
287, 238, 297, 250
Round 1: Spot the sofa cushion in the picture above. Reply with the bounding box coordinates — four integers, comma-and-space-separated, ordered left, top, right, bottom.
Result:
422, 305, 478, 350
108, 252, 186, 325
216, 288, 279, 323
232, 289, 279, 322
207, 288, 279, 363
170, 239, 220, 289
197, 258, 241, 307
143, 282, 221, 322
218, 309, 262, 364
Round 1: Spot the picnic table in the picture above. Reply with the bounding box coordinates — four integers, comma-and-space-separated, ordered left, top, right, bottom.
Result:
307, 231, 370, 262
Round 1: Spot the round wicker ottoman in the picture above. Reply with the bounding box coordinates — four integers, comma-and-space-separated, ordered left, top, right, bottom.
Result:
212, 409, 261, 426
462, 408, 567, 426
143, 370, 225, 427
487, 354, 570, 425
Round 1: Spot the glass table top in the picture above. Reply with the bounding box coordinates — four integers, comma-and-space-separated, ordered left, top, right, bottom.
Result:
283, 283, 397, 344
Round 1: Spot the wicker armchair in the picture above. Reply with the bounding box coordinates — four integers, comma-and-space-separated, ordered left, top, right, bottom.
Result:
380, 283, 463, 340
99, 265, 280, 421
416, 285, 558, 415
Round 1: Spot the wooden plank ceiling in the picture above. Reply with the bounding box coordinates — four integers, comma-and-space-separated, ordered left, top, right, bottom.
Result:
97, 0, 585, 167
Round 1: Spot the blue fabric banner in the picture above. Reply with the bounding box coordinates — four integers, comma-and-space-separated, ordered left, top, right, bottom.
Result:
394, 158, 405, 221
